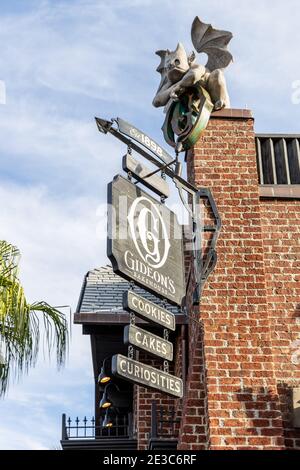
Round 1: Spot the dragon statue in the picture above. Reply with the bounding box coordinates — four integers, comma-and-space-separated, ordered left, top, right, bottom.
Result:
153, 17, 233, 152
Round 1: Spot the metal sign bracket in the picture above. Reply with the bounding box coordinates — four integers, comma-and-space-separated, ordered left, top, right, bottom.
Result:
174, 179, 221, 306
97, 116, 221, 308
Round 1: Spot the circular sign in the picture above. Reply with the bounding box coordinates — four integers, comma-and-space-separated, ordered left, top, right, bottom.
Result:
162, 85, 213, 152
127, 196, 170, 269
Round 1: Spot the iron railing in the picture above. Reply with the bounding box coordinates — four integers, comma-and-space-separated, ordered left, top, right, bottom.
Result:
61, 413, 133, 440
256, 135, 300, 185
150, 402, 180, 439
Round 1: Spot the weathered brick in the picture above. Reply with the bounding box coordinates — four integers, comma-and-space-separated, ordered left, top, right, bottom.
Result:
135, 111, 299, 451
178, 111, 286, 450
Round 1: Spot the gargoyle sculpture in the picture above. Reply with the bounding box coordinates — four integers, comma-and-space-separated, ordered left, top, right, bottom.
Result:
153, 17, 233, 151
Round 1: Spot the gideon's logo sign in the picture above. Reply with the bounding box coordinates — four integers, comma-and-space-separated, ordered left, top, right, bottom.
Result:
107, 175, 185, 306
128, 196, 170, 269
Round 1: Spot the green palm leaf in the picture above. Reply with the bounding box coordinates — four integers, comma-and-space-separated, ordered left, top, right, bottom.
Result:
0, 240, 68, 396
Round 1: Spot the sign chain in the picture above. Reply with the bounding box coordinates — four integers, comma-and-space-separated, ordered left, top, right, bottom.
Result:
163, 328, 169, 341
128, 345, 134, 359
130, 311, 136, 326
127, 145, 133, 180
163, 360, 169, 374
160, 171, 166, 204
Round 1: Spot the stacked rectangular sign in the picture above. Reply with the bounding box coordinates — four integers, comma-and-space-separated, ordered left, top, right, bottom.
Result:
108, 176, 184, 398
107, 176, 185, 306
111, 355, 183, 398
112, 292, 183, 398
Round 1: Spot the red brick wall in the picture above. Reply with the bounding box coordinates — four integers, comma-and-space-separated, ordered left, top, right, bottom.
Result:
260, 199, 300, 448
135, 386, 175, 449
134, 352, 180, 450
179, 110, 285, 450
177, 313, 210, 450
133, 109, 300, 450
177, 231, 211, 449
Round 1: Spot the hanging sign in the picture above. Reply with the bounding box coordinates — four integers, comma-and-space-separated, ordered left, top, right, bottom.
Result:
122, 153, 170, 199
107, 175, 185, 306
123, 291, 176, 331
112, 354, 183, 398
117, 118, 174, 165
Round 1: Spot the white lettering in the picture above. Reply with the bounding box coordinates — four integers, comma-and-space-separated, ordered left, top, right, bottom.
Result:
132, 295, 138, 310
169, 278, 176, 295
124, 250, 135, 270
120, 359, 127, 373
144, 370, 150, 381
124, 253, 177, 300
128, 292, 175, 330
117, 356, 182, 397
136, 331, 142, 344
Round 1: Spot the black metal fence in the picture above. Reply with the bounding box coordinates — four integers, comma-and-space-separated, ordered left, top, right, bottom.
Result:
256, 135, 300, 185
61, 413, 132, 440
62, 404, 179, 448
150, 401, 180, 439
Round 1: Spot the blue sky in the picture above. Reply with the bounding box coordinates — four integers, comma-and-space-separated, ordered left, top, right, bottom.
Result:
0, 0, 299, 449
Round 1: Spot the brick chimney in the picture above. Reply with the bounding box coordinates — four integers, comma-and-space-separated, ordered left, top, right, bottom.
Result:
178, 109, 285, 450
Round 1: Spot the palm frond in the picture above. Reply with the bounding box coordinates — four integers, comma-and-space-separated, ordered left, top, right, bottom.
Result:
0, 240, 69, 396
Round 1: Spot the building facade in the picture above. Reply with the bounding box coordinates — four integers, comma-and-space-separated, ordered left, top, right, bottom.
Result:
61, 109, 300, 450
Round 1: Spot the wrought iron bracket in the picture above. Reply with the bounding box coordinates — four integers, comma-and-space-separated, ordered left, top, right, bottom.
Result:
95, 116, 222, 308
174, 179, 221, 306
196, 188, 221, 304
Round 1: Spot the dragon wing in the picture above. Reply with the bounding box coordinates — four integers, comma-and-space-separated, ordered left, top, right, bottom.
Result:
155, 49, 170, 93
191, 16, 233, 72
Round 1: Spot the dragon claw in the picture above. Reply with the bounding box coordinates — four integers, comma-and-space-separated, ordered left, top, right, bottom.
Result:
214, 100, 226, 111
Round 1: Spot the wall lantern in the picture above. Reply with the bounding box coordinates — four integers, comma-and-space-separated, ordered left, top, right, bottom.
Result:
99, 383, 121, 409
102, 408, 115, 428
97, 357, 111, 385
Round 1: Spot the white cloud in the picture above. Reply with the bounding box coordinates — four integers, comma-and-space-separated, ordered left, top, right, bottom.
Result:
0, 283, 95, 449
0, 182, 107, 305
0, 0, 155, 105
0, 428, 49, 451
0, 0, 300, 450
292, 80, 300, 105
0, 182, 97, 449
0, 81, 6, 105
0, 95, 125, 196
0, 319, 94, 449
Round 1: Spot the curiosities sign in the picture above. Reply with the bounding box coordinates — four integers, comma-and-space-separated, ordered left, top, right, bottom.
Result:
112, 354, 183, 398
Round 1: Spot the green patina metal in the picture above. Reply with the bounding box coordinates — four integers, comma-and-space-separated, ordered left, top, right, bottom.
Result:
162, 85, 214, 152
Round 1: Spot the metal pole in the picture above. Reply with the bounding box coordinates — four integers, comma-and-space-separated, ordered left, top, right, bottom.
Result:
61, 413, 68, 441
151, 401, 157, 439
181, 325, 187, 397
